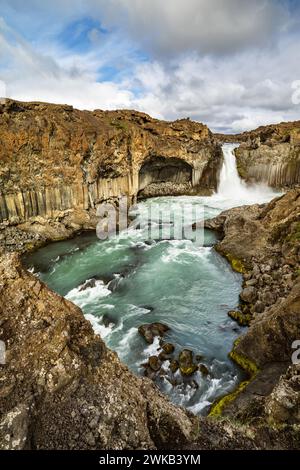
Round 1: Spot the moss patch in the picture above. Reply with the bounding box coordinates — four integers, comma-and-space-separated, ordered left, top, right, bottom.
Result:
209, 339, 259, 418
225, 254, 247, 274
209, 380, 249, 417
228, 310, 252, 327
229, 349, 259, 376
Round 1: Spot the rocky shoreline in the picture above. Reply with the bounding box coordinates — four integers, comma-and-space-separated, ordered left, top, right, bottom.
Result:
206, 189, 300, 425
0, 189, 299, 449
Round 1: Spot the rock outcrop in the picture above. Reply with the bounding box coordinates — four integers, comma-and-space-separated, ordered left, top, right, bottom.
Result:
0, 251, 198, 450
0, 99, 221, 241
205, 189, 300, 427
215, 122, 300, 188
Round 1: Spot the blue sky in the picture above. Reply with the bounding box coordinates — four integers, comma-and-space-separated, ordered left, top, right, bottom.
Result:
0, 0, 300, 132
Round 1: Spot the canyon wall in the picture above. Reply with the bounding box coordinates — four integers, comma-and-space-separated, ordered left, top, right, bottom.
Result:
215, 121, 300, 188
205, 189, 300, 427
0, 99, 221, 231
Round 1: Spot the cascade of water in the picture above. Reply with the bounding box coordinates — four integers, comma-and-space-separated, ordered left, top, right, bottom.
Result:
217, 143, 247, 197
216, 143, 276, 204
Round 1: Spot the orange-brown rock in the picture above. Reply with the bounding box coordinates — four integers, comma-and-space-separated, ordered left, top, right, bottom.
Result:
0, 99, 221, 230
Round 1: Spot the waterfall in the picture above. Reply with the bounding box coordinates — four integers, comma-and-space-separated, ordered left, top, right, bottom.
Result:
216, 143, 277, 204
217, 143, 246, 197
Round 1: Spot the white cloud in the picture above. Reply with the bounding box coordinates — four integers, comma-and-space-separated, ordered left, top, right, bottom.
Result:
0, 1, 300, 132
0, 18, 134, 110
102, 0, 289, 56
130, 41, 300, 132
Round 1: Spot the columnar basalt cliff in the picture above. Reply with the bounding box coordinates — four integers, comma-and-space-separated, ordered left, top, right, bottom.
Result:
215, 122, 300, 188
0, 99, 221, 248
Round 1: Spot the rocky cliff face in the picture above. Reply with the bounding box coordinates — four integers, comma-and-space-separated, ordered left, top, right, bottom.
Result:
205, 189, 300, 427
0, 251, 199, 450
0, 99, 221, 236
215, 122, 300, 188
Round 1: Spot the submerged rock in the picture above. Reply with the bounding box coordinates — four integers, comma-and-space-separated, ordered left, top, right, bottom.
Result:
79, 278, 96, 292
195, 354, 204, 362
138, 322, 170, 344
101, 313, 117, 328
178, 349, 198, 377
199, 364, 210, 376
169, 360, 179, 374
162, 342, 175, 354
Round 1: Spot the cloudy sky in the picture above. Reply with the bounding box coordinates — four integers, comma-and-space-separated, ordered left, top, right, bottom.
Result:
0, 0, 300, 132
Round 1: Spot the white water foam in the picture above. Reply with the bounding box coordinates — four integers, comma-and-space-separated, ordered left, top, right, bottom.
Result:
115, 327, 138, 358
85, 313, 114, 339
161, 241, 212, 264
66, 279, 111, 309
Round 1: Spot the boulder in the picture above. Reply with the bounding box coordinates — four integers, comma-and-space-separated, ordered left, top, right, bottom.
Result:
148, 356, 161, 372
178, 350, 198, 377
240, 287, 257, 304
138, 323, 170, 344
162, 343, 175, 354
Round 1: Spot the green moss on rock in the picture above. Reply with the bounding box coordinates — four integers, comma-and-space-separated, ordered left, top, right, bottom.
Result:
209, 380, 249, 417
209, 339, 259, 418
229, 339, 259, 376
228, 310, 252, 327
225, 254, 247, 274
